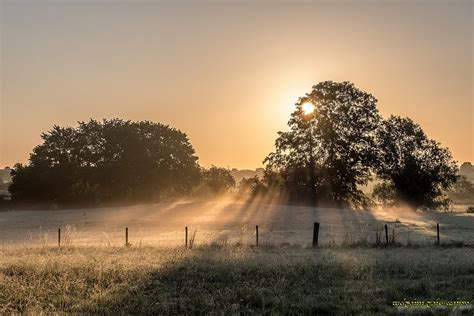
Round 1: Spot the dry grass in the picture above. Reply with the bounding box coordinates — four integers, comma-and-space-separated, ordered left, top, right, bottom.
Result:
0, 245, 473, 314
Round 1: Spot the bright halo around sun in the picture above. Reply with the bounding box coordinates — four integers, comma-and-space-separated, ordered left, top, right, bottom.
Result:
301, 102, 315, 115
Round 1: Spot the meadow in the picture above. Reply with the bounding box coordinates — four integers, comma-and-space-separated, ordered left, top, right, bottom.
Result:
0, 245, 473, 314
0, 199, 473, 314
0, 198, 472, 248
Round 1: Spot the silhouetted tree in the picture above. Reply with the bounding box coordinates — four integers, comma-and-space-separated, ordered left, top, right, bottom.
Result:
264, 81, 381, 207
375, 116, 457, 210
200, 166, 235, 194
9, 119, 200, 205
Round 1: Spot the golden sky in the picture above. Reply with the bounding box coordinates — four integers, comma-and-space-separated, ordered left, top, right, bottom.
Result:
1, 0, 473, 169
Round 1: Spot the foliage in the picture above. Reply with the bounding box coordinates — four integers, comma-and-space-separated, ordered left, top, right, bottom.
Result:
230, 168, 264, 184
238, 168, 283, 196
447, 175, 474, 204
264, 81, 381, 207
238, 176, 263, 195
460, 162, 474, 182
374, 116, 458, 210
9, 119, 200, 205
264, 81, 458, 210
0, 181, 9, 192
200, 166, 236, 194
371, 181, 397, 206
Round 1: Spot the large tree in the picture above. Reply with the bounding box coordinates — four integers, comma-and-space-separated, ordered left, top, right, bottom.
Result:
9, 119, 201, 205
264, 81, 381, 207
374, 116, 458, 210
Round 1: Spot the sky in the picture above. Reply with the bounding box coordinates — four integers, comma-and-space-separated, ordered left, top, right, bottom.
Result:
1, 0, 472, 169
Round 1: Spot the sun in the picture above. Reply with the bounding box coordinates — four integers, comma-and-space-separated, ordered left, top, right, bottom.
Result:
301, 102, 315, 115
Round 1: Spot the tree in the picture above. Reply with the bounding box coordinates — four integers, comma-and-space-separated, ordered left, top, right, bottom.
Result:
238, 168, 283, 197
460, 162, 474, 182
447, 175, 474, 204
200, 166, 235, 194
0, 178, 8, 191
371, 181, 397, 206
9, 119, 201, 205
264, 81, 381, 207
238, 176, 262, 196
0, 167, 12, 183
375, 116, 458, 210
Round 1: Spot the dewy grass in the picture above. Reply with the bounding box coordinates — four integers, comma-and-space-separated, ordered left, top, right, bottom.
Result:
0, 246, 472, 314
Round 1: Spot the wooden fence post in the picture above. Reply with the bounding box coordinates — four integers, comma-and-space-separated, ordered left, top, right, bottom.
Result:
313, 222, 320, 248
384, 224, 388, 245
185, 226, 188, 248
125, 227, 129, 246
437, 223, 440, 245
58, 228, 61, 248
256, 225, 259, 247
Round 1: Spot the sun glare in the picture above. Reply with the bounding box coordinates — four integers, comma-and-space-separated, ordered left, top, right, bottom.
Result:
302, 102, 315, 115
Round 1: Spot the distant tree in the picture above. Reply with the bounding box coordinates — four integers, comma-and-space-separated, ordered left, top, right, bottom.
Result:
264, 81, 381, 207
238, 168, 283, 197
447, 175, 474, 204
0, 167, 12, 183
9, 119, 200, 205
459, 162, 474, 182
374, 116, 457, 210
229, 168, 265, 184
0, 179, 8, 194
200, 166, 235, 194
238, 176, 261, 195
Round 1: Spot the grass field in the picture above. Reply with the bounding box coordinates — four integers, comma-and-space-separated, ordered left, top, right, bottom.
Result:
0, 245, 473, 314
0, 199, 473, 248
1, 200, 473, 314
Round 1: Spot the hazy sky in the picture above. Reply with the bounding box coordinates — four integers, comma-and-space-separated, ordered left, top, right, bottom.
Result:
1, 0, 472, 169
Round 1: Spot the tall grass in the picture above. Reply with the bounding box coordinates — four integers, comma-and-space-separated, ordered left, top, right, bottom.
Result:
0, 245, 472, 314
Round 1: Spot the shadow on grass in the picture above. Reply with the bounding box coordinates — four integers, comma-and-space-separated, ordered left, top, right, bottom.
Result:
81, 246, 474, 315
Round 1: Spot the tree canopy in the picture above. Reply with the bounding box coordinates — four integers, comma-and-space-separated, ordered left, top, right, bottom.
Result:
264, 81, 381, 207
374, 116, 458, 209
200, 166, 236, 194
9, 119, 200, 205
447, 175, 474, 205
7, 82, 461, 211
263, 81, 458, 210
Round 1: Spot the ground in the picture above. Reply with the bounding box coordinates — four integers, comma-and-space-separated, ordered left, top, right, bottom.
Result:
0, 198, 472, 247
0, 200, 473, 314
0, 246, 472, 314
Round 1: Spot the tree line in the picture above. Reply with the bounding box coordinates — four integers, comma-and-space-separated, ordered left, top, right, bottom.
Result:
7, 119, 234, 207
5, 81, 462, 210
251, 81, 458, 210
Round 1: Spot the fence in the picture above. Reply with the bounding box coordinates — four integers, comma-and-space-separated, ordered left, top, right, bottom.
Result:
46, 221, 458, 249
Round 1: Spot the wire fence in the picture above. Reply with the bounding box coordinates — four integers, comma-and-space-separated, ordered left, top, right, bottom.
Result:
2, 220, 472, 248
